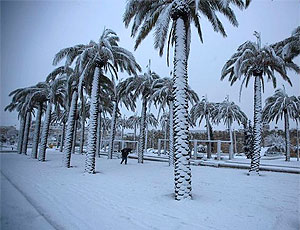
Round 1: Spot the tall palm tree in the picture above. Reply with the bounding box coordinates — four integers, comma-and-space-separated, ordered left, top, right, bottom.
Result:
190, 96, 215, 159
128, 114, 140, 141
124, 0, 250, 200
151, 76, 198, 164
25, 83, 49, 159
108, 79, 136, 159
262, 88, 299, 161
46, 66, 77, 166
213, 96, 247, 159
144, 113, 158, 151
126, 66, 160, 163
5, 87, 36, 155
38, 77, 66, 161
221, 32, 296, 174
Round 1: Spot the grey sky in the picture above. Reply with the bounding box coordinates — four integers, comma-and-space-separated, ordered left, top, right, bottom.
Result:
1, 0, 299, 130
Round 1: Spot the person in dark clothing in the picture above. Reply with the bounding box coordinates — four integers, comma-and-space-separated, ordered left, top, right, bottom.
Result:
120, 148, 132, 164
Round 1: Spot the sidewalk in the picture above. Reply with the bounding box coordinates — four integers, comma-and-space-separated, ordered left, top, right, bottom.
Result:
1, 172, 56, 230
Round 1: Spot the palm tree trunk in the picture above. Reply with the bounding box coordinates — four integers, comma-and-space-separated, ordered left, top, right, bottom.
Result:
22, 111, 31, 155
79, 100, 86, 155
85, 67, 100, 173
138, 99, 147, 163
228, 121, 234, 160
108, 100, 118, 159
72, 119, 77, 154
32, 102, 42, 158
163, 123, 167, 154
296, 121, 299, 161
17, 116, 26, 154
249, 76, 262, 174
206, 115, 211, 159
96, 111, 102, 157
134, 124, 137, 141
39, 102, 52, 161
63, 90, 78, 167
284, 111, 290, 161
173, 17, 192, 200
60, 122, 66, 152
169, 101, 174, 166
145, 123, 148, 153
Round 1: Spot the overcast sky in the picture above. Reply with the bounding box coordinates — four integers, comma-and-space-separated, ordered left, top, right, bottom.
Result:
1, 0, 299, 130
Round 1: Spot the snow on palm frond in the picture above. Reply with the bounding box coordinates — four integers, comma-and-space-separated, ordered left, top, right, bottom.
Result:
262, 87, 299, 124
213, 97, 247, 126
271, 26, 300, 66
190, 96, 216, 126
124, 0, 250, 57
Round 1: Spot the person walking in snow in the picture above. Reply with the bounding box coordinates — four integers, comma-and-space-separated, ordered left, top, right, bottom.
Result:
120, 148, 132, 164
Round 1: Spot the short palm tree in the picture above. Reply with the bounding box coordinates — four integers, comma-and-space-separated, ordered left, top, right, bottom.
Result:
213, 96, 247, 159
262, 88, 299, 161
221, 32, 294, 174
144, 113, 158, 151
126, 67, 160, 163
108, 79, 136, 159
190, 96, 215, 159
38, 77, 66, 161
6, 87, 36, 155
128, 114, 140, 141
124, 0, 251, 200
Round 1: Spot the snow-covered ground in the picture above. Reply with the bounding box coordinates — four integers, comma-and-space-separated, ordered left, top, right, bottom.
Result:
1, 149, 299, 230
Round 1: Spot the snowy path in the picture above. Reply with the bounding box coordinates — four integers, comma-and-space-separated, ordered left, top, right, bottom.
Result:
1, 151, 299, 230
1, 171, 56, 230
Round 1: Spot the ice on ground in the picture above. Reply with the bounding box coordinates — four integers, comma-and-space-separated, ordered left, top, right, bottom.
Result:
1, 149, 299, 230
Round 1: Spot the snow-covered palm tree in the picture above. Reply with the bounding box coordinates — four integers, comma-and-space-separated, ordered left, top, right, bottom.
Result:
144, 113, 158, 151
124, 0, 250, 200
5, 88, 28, 154
213, 96, 247, 159
151, 76, 198, 165
5, 87, 37, 155
46, 66, 77, 167
262, 88, 299, 161
126, 67, 160, 163
25, 83, 49, 159
221, 32, 294, 174
128, 114, 140, 141
190, 96, 215, 159
38, 77, 66, 162
108, 79, 136, 159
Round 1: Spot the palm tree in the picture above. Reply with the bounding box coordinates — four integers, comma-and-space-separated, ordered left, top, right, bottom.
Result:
38, 77, 66, 161
128, 114, 140, 141
124, 0, 250, 200
221, 32, 295, 174
108, 79, 136, 159
126, 66, 160, 163
190, 96, 215, 159
144, 113, 158, 151
262, 88, 299, 161
5, 87, 37, 155
213, 96, 247, 159
25, 83, 49, 159
5, 92, 27, 154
